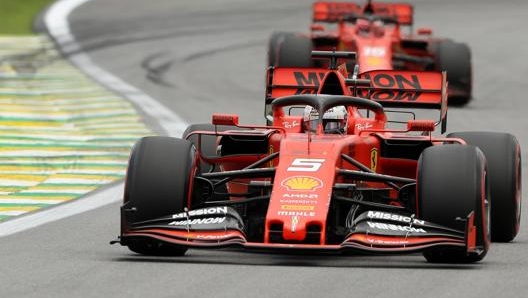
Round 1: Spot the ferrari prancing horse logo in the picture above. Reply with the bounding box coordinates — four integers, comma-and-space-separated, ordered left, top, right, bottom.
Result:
370, 148, 378, 172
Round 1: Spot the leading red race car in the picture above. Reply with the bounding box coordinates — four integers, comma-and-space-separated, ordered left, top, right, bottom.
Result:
112, 51, 521, 263
268, 1, 473, 105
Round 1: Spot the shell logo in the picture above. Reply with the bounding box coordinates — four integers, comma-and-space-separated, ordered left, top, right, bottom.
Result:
281, 176, 323, 191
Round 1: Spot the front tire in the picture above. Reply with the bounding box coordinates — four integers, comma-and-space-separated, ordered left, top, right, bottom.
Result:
418, 145, 490, 263
123, 136, 196, 256
448, 131, 522, 242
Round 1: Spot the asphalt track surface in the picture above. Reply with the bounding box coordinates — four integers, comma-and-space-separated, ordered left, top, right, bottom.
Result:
1, 0, 528, 297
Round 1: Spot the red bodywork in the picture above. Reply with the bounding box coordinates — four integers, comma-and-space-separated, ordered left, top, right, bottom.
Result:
271, 1, 472, 102
116, 51, 483, 256
312, 1, 415, 72
310, 1, 431, 70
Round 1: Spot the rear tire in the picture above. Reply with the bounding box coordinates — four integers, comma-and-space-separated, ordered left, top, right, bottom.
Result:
183, 123, 218, 170
183, 123, 239, 198
432, 40, 472, 106
182, 123, 239, 172
276, 34, 313, 67
267, 32, 294, 66
448, 132, 522, 242
418, 145, 490, 263
123, 136, 196, 256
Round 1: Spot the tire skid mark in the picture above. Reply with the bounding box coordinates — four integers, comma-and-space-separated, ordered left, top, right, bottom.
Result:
0, 36, 154, 221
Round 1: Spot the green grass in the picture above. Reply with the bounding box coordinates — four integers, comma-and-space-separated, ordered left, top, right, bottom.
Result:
0, 0, 57, 35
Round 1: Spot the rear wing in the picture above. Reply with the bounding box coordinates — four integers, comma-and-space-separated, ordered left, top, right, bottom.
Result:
358, 70, 446, 109
312, 1, 414, 25
265, 66, 329, 125
265, 67, 447, 132
265, 67, 327, 103
358, 69, 448, 132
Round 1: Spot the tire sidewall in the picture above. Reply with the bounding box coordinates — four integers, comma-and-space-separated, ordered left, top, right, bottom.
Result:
448, 131, 521, 242
418, 145, 490, 262
124, 136, 196, 224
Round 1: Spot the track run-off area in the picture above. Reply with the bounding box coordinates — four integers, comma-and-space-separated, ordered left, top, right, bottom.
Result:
0, 36, 152, 221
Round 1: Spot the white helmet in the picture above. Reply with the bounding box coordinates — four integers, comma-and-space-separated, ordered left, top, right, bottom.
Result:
303, 105, 347, 133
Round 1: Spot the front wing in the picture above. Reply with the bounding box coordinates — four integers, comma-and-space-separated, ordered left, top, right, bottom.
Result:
113, 207, 478, 255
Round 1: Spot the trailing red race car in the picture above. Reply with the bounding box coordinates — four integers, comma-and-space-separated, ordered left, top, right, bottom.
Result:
268, 0, 473, 106
112, 51, 521, 263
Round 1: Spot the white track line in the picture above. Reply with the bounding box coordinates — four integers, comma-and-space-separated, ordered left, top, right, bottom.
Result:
45, 0, 188, 137
0, 182, 123, 235
0, 0, 188, 236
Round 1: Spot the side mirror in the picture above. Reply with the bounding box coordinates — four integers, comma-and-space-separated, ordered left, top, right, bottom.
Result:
212, 114, 239, 126
407, 120, 435, 132
417, 27, 433, 35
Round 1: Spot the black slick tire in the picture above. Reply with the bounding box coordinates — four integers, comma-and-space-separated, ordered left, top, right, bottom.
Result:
448, 132, 522, 242
432, 40, 472, 106
418, 145, 490, 263
123, 136, 196, 256
267, 31, 294, 67
183, 123, 218, 170
276, 34, 313, 67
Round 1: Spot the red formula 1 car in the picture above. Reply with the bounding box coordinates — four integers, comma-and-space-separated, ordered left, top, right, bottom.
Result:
112, 51, 521, 263
267, 1, 473, 105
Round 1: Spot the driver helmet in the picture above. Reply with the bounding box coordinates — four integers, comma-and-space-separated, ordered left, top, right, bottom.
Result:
303, 105, 348, 133
372, 19, 384, 36
356, 18, 371, 34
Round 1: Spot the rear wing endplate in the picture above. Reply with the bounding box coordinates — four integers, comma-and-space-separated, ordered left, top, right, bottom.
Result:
265, 67, 327, 104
